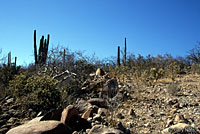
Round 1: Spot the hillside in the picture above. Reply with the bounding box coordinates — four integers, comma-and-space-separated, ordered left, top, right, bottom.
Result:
1, 70, 200, 134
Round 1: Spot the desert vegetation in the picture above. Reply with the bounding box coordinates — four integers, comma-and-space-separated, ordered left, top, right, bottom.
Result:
1, 31, 200, 134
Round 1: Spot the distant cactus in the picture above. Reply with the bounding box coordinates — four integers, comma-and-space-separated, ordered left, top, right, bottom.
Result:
34, 30, 50, 66
123, 37, 127, 66
8, 52, 11, 67
7, 52, 17, 68
117, 46, 120, 66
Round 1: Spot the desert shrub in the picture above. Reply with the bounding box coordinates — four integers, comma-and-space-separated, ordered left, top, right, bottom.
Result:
166, 60, 180, 81
0, 64, 20, 86
191, 64, 200, 74
165, 82, 179, 96
73, 59, 96, 81
141, 67, 165, 86
8, 73, 60, 112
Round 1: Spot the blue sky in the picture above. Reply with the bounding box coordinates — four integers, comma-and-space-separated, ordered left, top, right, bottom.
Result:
0, 0, 200, 65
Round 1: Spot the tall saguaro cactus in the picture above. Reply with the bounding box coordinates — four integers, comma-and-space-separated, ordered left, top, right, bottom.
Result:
34, 30, 50, 66
117, 46, 120, 66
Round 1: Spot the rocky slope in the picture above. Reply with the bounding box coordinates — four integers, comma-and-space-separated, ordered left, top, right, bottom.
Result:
1, 72, 200, 134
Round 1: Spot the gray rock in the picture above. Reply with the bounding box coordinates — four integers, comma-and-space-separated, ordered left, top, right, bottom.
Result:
102, 78, 119, 98
6, 98, 14, 105
0, 127, 9, 134
0, 113, 10, 120
0, 119, 7, 126
88, 125, 123, 134
88, 98, 107, 108
75, 99, 92, 113
162, 123, 199, 134
7, 117, 17, 123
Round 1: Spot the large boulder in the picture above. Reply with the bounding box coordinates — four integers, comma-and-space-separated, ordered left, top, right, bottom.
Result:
6, 121, 71, 134
102, 78, 118, 98
61, 105, 79, 126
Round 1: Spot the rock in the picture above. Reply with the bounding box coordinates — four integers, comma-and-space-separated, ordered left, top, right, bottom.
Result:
88, 98, 107, 108
13, 111, 23, 118
166, 119, 173, 127
68, 115, 91, 132
0, 113, 11, 120
72, 131, 79, 134
162, 123, 199, 134
6, 121, 71, 134
117, 122, 125, 131
0, 119, 7, 126
96, 68, 105, 77
7, 117, 17, 123
5, 98, 14, 105
174, 113, 187, 123
97, 108, 107, 116
0, 127, 9, 134
27, 116, 43, 124
40, 108, 63, 121
88, 125, 123, 134
10, 105, 19, 110
128, 108, 136, 117
102, 78, 118, 98
82, 107, 94, 119
61, 105, 79, 126
172, 103, 179, 109
75, 99, 92, 113
93, 114, 101, 121
116, 113, 124, 119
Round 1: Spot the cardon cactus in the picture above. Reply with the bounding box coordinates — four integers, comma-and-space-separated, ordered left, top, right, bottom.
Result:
34, 30, 50, 66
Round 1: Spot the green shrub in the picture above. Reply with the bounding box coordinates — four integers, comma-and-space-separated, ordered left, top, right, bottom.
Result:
8, 73, 60, 112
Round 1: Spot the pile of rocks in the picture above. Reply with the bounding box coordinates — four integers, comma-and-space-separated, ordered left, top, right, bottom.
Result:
0, 96, 24, 134
1, 68, 127, 134
5, 98, 125, 134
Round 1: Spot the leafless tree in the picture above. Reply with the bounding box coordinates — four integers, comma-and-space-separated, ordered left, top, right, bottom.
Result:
187, 43, 200, 64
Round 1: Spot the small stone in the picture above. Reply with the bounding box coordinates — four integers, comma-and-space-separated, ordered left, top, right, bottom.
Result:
128, 108, 136, 117
6, 98, 14, 104
13, 111, 23, 117
93, 114, 101, 121
82, 107, 94, 119
117, 122, 126, 132
0, 113, 10, 120
0, 119, 7, 126
172, 103, 179, 109
97, 108, 107, 116
166, 119, 173, 127
174, 113, 186, 123
0, 127, 8, 134
116, 113, 124, 119
72, 131, 79, 134
7, 117, 17, 123
96, 68, 105, 77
